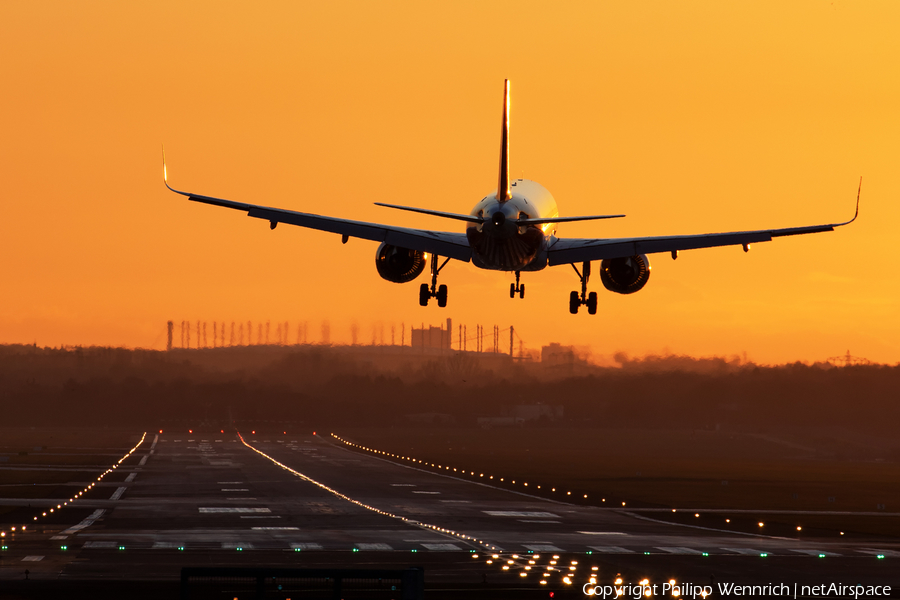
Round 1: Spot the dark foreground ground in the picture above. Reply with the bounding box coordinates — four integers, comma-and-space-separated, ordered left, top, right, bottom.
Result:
0, 427, 898, 599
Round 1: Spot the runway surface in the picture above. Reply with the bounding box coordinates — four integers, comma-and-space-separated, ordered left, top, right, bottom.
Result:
1, 432, 898, 596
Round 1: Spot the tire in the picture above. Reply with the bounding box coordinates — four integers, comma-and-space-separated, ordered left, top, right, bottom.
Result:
587, 291, 598, 315
419, 283, 430, 307
519, 284, 525, 299
569, 291, 580, 314
510, 283, 516, 299
437, 284, 448, 308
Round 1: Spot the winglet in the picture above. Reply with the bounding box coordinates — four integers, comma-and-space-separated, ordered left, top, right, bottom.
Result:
161, 146, 191, 197
496, 79, 511, 202
833, 176, 861, 228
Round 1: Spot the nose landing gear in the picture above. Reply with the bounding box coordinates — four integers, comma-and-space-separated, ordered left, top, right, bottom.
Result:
569, 261, 598, 315
419, 253, 450, 307
509, 271, 525, 299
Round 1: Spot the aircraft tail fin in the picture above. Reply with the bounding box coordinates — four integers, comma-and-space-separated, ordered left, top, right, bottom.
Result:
496, 79, 511, 202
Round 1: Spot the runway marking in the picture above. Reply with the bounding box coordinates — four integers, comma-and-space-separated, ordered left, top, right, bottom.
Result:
152, 542, 182, 549
215, 440, 223, 442
440, 500, 471, 503
83, 541, 118, 549
174, 440, 182, 442
109, 487, 127, 501
239, 434, 487, 551
291, 543, 323, 550
790, 549, 842, 557
222, 488, 250, 492
356, 543, 392, 550
251, 527, 299, 531
588, 546, 634, 554
61, 509, 106, 534
391, 484, 416, 487
525, 544, 564, 552
578, 531, 627, 535
858, 549, 900, 557
241, 515, 280, 519
227, 497, 257, 500
412, 491, 441, 494
218, 481, 243, 484
124, 472, 137, 482
21, 556, 44, 562
421, 543, 463, 551
519, 519, 561, 523
138, 455, 149, 466
484, 511, 559, 518
50, 535, 68, 540
199, 507, 271, 514
221, 542, 254, 549
658, 547, 705, 555
721, 547, 766, 555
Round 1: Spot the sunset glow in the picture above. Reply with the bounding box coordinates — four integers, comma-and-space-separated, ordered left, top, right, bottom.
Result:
1, 2, 898, 363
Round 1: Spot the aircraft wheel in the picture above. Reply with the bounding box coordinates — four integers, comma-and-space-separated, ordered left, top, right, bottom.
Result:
569, 291, 580, 314
419, 283, 430, 307
587, 291, 598, 315
510, 283, 516, 298
436, 284, 448, 308
519, 284, 525, 299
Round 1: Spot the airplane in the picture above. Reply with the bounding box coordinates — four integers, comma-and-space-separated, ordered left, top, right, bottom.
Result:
164, 79, 860, 315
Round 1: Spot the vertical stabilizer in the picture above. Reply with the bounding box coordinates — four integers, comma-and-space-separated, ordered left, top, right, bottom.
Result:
496, 79, 511, 202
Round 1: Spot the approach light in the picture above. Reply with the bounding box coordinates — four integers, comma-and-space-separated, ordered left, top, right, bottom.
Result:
758, 522, 764, 527
797, 526, 802, 531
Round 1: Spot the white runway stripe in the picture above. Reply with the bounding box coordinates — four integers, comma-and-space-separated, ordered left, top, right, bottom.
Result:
109, 487, 127, 501
588, 546, 634, 554
721, 548, 766, 555
790, 549, 842, 557
657, 547, 704, 555
525, 544, 563, 552
199, 507, 271, 514
61, 509, 105, 534
356, 543, 392, 550
421, 543, 463, 551
21, 556, 43, 562
291, 543, 323, 550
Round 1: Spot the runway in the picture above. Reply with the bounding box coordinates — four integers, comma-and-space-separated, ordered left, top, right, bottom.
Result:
1, 432, 898, 596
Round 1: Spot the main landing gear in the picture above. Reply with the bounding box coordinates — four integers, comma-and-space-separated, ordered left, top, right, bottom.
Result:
569, 261, 597, 315
509, 271, 525, 299
419, 253, 450, 307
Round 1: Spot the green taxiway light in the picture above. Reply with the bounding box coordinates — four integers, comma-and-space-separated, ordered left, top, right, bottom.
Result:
818, 554, 826, 558
586, 551, 593, 555
118, 546, 125, 550
60, 546, 67, 551
178, 547, 184, 551
760, 553, 768, 557
1, 546, 7, 551
411, 549, 417, 553
702, 552, 709, 556
877, 554, 885, 559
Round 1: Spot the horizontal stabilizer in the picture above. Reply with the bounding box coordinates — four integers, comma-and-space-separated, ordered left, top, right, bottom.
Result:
374, 202, 484, 224
517, 214, 626, 225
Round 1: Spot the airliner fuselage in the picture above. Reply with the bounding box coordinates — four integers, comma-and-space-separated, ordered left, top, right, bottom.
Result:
467, 179, 558, 271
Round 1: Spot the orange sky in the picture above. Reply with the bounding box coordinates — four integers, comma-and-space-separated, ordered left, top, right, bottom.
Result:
1, 1, 898, 363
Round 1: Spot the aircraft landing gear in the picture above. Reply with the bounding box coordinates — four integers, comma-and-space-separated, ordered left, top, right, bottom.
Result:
569, 261, 598, 315
509, 271, 525, 299
419, 253, 450, 307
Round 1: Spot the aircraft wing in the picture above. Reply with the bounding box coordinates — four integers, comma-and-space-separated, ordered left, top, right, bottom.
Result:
166, 182, 472, 262
548, 183, 860, 267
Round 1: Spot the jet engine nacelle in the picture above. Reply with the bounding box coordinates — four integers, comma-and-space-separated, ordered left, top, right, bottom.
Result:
375, 243, 427, 283
599, 254, 651, 294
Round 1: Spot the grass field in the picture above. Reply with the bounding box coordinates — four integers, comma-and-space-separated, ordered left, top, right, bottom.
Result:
338, 426, 900, 538
0, 429, 141, 519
